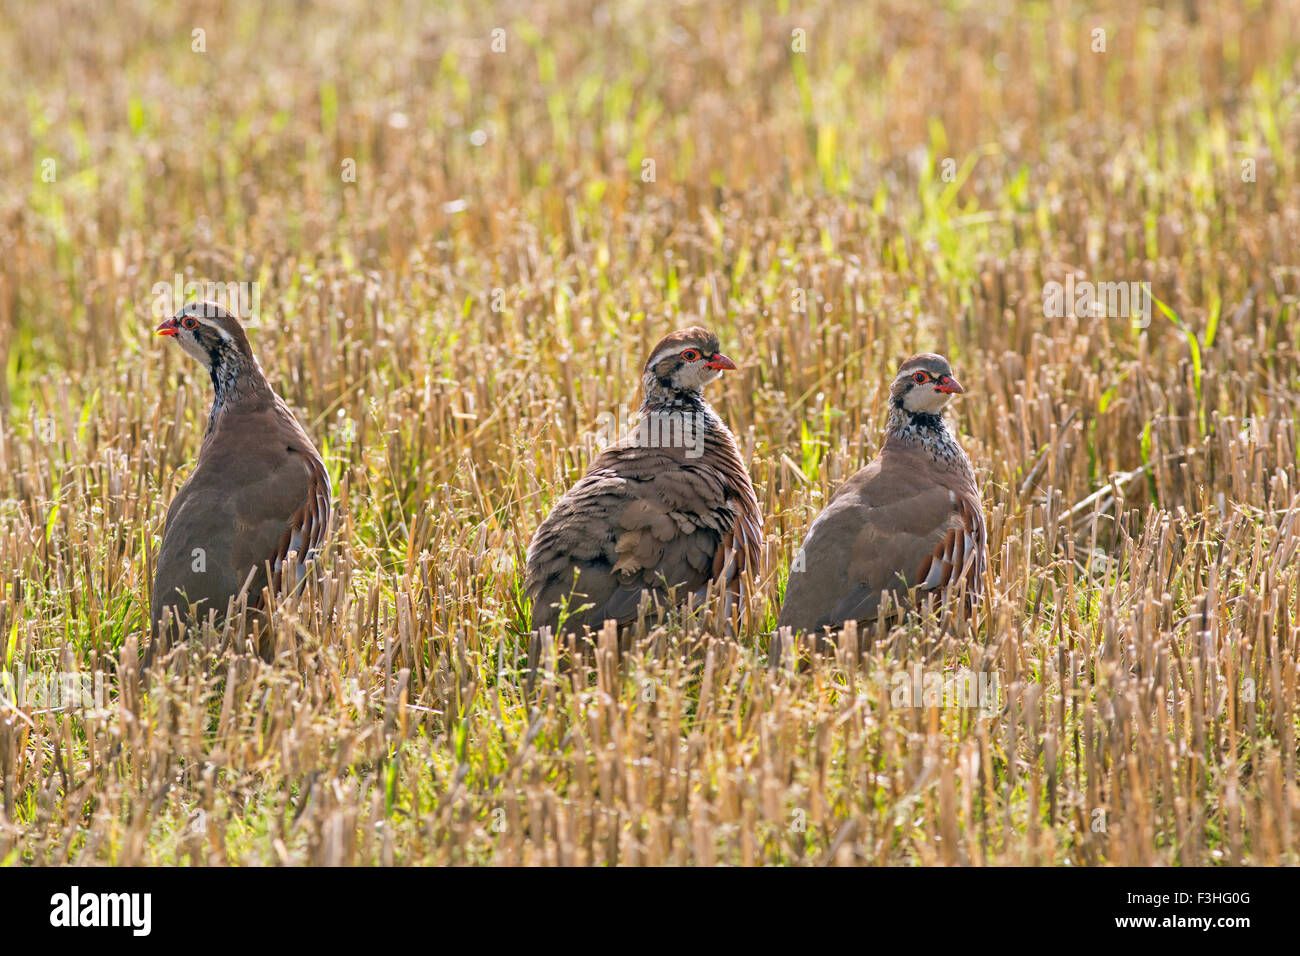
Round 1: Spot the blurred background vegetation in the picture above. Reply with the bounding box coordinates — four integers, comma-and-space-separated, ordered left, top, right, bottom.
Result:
0, 0, 1297, 864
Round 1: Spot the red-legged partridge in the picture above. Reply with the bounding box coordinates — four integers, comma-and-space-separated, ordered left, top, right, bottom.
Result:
779, 353, 985, 634
145, 302, 331, 665
526, 327, 763, 635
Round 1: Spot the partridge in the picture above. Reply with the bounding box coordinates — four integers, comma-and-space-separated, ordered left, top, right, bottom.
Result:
778, 353, 985, 634
526, 327, 763, 635
144, 302, 331, 666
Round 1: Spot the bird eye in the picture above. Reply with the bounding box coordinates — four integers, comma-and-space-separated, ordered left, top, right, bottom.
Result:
181, 316, 198, 331
680, 349, 700, 361
912, 371, 928, 384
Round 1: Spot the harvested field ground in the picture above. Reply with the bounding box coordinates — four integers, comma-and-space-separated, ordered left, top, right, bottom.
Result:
0, 0, 1298, 865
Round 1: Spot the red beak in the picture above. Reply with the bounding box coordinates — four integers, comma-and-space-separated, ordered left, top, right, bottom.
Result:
704, 352, 737, 371
155, 318, 179, 337
935, 375, 964, 394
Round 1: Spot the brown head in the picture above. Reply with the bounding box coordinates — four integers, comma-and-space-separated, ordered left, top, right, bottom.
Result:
155, 301, 261, 400
641, 326, 737, 400
156, 301, 254, 364
889, 353, 965, 415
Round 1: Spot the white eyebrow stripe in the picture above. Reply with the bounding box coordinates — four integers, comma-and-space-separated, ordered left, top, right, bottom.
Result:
196, 317, 236, 343
648, 344, 709, 368
647, 348, 679, 368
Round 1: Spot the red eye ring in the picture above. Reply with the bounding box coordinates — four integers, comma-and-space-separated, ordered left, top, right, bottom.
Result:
181, 316, 198, 330
912, 371, 928, 384
680, 349, 700, 361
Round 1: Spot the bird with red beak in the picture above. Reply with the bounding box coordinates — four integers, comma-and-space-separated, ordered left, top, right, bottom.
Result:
639, 326, 738, 403
891, 352, 965, 413
524, 326, 763, 636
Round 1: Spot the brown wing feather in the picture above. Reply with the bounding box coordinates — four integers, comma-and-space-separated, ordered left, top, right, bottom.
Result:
779, 440, 985, 633
148, 393, 331, 663
526, 416, 762, 634
268, 451, 333, 593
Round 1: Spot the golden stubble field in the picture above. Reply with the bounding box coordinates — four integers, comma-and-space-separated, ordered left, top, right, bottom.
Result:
0, 0, 1298, 864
